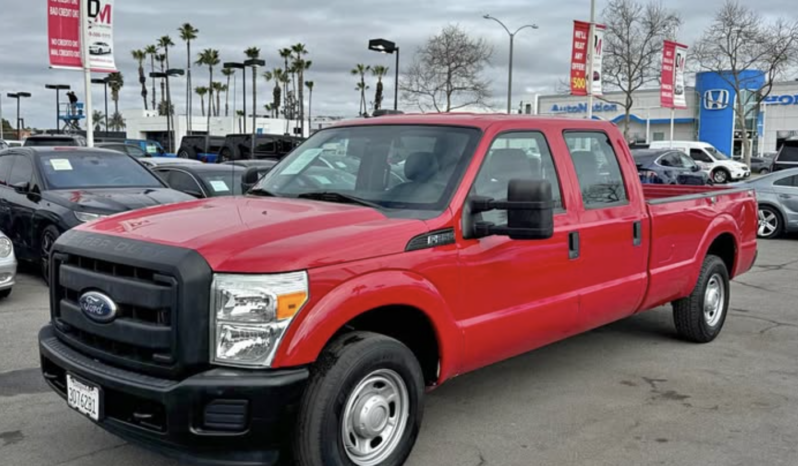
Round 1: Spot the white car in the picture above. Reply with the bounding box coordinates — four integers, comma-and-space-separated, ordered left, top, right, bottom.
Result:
649, 141, 750, 184
0, 231, 17, 299
89, 42, 112, 55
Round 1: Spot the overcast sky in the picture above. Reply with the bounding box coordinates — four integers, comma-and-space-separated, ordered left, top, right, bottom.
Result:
0, 0, 794, 130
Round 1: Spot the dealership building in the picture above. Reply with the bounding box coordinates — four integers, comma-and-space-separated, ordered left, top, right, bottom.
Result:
532, 71, 798, 157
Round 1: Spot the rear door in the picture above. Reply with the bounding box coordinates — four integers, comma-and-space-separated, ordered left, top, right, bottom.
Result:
5, 154, 37, 257
563, 131, 649, 332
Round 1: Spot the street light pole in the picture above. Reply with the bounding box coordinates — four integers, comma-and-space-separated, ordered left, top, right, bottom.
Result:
91, 78, 110, 138
7, 93, 31, 140
224, 63, 247, 135
368, 39, 401, 112
244, 59, 265, 158
483, 15, 539, 114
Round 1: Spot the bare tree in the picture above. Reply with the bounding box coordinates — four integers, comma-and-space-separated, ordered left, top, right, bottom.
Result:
601, 0, 681, 139
694, 1, 798, 164
400, 25, 493, 113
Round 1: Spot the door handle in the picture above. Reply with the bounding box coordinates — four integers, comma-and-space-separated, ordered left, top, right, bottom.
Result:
779, 194, 792, 199
569, 232, 580, 260
633, 221, 643, 247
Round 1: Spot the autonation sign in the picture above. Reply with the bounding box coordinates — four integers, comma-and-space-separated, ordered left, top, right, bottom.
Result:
763, 94, 798, 106
550, 102, 618, 114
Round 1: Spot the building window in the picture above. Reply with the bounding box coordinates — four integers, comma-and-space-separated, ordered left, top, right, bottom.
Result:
653, 132, 666, 142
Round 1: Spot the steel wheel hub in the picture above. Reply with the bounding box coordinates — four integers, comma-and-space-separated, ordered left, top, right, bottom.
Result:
704, 274, 725, 327
342, 369, 409, 466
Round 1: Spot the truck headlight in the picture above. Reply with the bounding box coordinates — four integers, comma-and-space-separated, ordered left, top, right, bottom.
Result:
74, 211, 107, 223
211, 272, 308, 368
0, 238, 12, 258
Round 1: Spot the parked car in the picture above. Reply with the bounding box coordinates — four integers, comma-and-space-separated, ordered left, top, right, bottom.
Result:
648, 140, 750, 183
125, 139, 173, 157
0, 140, 8, 151
216, 133, 303, 163
152, 164, 247, 198
772, 139, 798, 173
0, 230, 17, 299
0, 147, 193, 280
750, 155, 775, 175
39, 115, 758, 466
95, 142, 149, 159
23, 135, 87, 147
743, 168, 798, 239
632, 149, 710, 185
138, 157, 203, 168
178, 135, 226, 161
223, 159, 279, 191
6, 140, 22, 148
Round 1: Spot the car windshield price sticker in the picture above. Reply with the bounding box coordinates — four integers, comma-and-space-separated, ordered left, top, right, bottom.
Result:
210, 180, 230, 192
66, 374, 101, 421
50, 159, 74, 171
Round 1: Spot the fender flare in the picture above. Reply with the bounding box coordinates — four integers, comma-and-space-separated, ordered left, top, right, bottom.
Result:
273, 270, 464, 383
687, 213, 740, 286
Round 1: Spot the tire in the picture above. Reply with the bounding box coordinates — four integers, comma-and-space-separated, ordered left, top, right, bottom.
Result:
218, 148, 234, 163
759, 168, 770, 175
0, 289, 11, 299
757, 205, 782, 239
711, 169, 730, 184
672, 255, 730, 343
294, 332, 425, 466
40, 225, 60, 285
178, 150, 192, 159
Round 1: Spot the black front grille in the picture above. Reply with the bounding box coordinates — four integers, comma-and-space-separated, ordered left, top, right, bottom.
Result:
52, 253, 179, 376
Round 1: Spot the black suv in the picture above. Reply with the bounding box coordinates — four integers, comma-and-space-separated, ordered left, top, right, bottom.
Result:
772, 139, 798, 172
24, 135, 87, 147
217, 133, 303, 162
177, 135, 226, 161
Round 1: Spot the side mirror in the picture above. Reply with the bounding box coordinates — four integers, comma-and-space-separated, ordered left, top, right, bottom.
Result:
243, 166, 268, 185
11, 181, 30, 194
470, 179, 555, 240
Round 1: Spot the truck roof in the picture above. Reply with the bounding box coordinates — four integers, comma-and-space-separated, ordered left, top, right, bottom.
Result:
330, 113, 617, 131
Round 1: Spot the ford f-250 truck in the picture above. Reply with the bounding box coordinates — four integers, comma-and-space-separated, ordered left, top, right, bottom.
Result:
39, 115, 758, 466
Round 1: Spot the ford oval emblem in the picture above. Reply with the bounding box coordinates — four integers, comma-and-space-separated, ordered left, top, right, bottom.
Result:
79, 291, 118, 323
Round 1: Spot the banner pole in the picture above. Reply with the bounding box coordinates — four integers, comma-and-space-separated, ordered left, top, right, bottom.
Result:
80, 0, 94, 147
670, 108, 675, 148
586, 0, 596, 119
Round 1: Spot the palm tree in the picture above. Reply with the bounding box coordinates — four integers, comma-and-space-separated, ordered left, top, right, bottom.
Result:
372, 65, 389, 113
197, 49, 220, 148
195, 86, 208, 117
244, 47, 261, 130
221, 68, 235, 117
178, 23, 199, 130
107, 72, 124, 129
144, 44, 158, 109
212, 82, 226, 117
92, 110, 105, 132
279, 48, 292, 117
351, 64, 371, 116
265, 69, 283, 118
155, 53, 167, 114
131, 50, 148, 111
291, 44, 308, 130
109, 112, 126, 131
305, 81, 314, 133
158, 36, 176, 131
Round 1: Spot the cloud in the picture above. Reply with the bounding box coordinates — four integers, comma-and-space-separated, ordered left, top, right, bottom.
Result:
1, 0, 795, 129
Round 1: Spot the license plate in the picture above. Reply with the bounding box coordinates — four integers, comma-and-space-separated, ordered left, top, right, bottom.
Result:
66, 374, 102, 421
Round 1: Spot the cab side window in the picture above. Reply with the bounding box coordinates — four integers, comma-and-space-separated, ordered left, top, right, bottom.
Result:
472, 132, 563, 225
7, 156, 32, 186
564, 132, 628, 208
0, 155, 15, 186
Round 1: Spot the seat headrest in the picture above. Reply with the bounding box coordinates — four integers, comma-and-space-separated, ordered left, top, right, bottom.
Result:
570, 151, 600, 173
404, 152, 438, 181
488, 149, 536, 180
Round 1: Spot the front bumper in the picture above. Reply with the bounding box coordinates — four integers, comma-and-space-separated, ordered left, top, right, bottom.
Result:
731, 169, 751, 180
0, 255, 17, 290
39, 325, 308, 466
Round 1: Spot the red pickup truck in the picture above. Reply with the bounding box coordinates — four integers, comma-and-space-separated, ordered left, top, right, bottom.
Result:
39, 115, 757, 466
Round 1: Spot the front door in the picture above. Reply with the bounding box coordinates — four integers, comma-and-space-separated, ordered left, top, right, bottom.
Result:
562, 131, 649, 332
459, 130, 581, 372
772, 175, 798, 228
3, 155, 39, 259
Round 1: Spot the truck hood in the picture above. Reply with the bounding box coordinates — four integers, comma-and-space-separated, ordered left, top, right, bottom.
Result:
45, 188, 194, 213
80, 196, 428, 272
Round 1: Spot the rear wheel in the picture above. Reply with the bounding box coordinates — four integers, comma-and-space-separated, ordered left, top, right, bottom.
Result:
218, 148, 234, 163
294, 332, 424, 466
40, 226, 60, 285
0, 289, 11, 299
712, 169, 730, 184
757, 205, 782, 239
672, 255, 730, 343
759, 168, 770, 175
178, 150, 192, 159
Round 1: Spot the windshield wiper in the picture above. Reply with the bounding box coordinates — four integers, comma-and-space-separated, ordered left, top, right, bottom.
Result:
297, 191, 381, 209
248, 188, 281, 198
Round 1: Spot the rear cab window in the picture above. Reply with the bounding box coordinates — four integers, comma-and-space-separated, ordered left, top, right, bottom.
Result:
563, 132, 628, 209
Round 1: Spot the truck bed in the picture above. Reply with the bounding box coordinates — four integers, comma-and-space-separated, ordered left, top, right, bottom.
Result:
639, 183, 759, 312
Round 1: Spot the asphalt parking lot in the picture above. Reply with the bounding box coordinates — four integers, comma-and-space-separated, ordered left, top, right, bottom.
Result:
1, 238, 797, 466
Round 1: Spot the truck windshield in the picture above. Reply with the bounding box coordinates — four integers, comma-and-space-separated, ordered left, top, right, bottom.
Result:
38, 151, 165, 190
254, 125, 481, 219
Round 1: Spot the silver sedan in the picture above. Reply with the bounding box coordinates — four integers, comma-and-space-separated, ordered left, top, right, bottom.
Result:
744, 168, 798, 239
0, 231, 17, 298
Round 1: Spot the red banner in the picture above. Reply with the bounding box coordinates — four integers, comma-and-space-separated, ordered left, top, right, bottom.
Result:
661, 41, 688, 109
48, 0, 82, 69
570, 21, 591, 96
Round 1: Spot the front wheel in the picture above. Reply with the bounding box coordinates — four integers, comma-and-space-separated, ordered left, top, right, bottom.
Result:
294, 332, 425, 466
218, 148, 234, 163
672, 255, 730, 343
712, 169, 730, 184
759, 168, 770, 175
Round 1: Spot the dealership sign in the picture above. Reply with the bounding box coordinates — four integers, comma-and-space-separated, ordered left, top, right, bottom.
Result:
763, 94, 798, 105
661, 41, 688, 109
570, 21, 606, 97
48, 0, 117, 72
550, 102, 618, 114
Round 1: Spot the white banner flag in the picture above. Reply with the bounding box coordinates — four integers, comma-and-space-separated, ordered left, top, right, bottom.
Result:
672, 43, 687, 109
590, 24, 606, 97
86, 0, 117, 72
